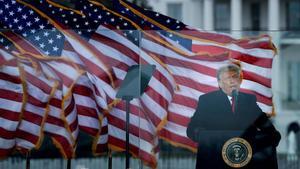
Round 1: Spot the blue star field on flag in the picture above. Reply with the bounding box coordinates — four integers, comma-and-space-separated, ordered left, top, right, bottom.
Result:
75, 0, 142, 45
111, 0, 192, 50
0, 0, 65, 56
24, 0, 103, 40
0, 33, 14, 51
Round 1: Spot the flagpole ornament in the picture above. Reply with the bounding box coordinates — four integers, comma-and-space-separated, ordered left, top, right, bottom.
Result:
222, 137, 252, 168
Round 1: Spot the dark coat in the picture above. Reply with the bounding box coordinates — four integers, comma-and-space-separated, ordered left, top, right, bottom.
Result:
187, 90, 281, 169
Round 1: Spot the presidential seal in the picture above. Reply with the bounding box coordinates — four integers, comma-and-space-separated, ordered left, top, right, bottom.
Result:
222, 137, 252, 168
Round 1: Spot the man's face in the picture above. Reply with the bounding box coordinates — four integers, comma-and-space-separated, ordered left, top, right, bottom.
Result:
218, 70, 242, 96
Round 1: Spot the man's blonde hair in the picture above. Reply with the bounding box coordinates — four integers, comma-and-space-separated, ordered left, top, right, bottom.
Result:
217, 64, 241, 81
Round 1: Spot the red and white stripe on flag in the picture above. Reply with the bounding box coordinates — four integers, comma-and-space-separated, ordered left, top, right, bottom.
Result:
15, 62, 56, 153
0, 59, 23, 157
44, 86, 76, 158
73, 75, 102, 137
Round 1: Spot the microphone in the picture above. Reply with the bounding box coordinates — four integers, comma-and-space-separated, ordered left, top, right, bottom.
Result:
232, 89, 238, 113
232, 89, 238, 98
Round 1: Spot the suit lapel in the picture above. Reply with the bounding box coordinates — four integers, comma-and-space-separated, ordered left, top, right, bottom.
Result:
217, 90, 233, 114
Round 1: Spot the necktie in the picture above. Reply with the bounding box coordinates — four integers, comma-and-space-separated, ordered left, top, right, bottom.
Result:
231, 97, 235, 113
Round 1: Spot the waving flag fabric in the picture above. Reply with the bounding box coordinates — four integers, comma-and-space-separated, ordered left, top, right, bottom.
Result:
0, 0, 82, 157
19, 0, 177, 166
0, 0, 276, 168
0, 59, 23, 157
15, 61, 56, 153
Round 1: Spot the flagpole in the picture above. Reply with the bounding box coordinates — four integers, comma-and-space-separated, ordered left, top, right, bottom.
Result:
108, 149, 112, 169
67, 158, 71, 169
26, 152, 30, 169
125, 98, 131, 169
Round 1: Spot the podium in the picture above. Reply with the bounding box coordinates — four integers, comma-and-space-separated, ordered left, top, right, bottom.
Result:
116, 64, 155, 169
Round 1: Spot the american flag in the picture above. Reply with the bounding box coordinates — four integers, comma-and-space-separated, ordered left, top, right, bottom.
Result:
22, 0, 177, 167
0, 0, 276, 168
113, 0, 276, 151
0, 58, 23, 157
0, 0, 83, 157
16, 61, 56, 153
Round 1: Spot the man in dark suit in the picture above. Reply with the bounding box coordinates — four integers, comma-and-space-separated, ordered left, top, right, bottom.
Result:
187, 64, 281, 169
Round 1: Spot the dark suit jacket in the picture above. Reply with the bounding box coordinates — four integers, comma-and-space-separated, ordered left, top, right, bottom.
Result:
187, 90, 281, 169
